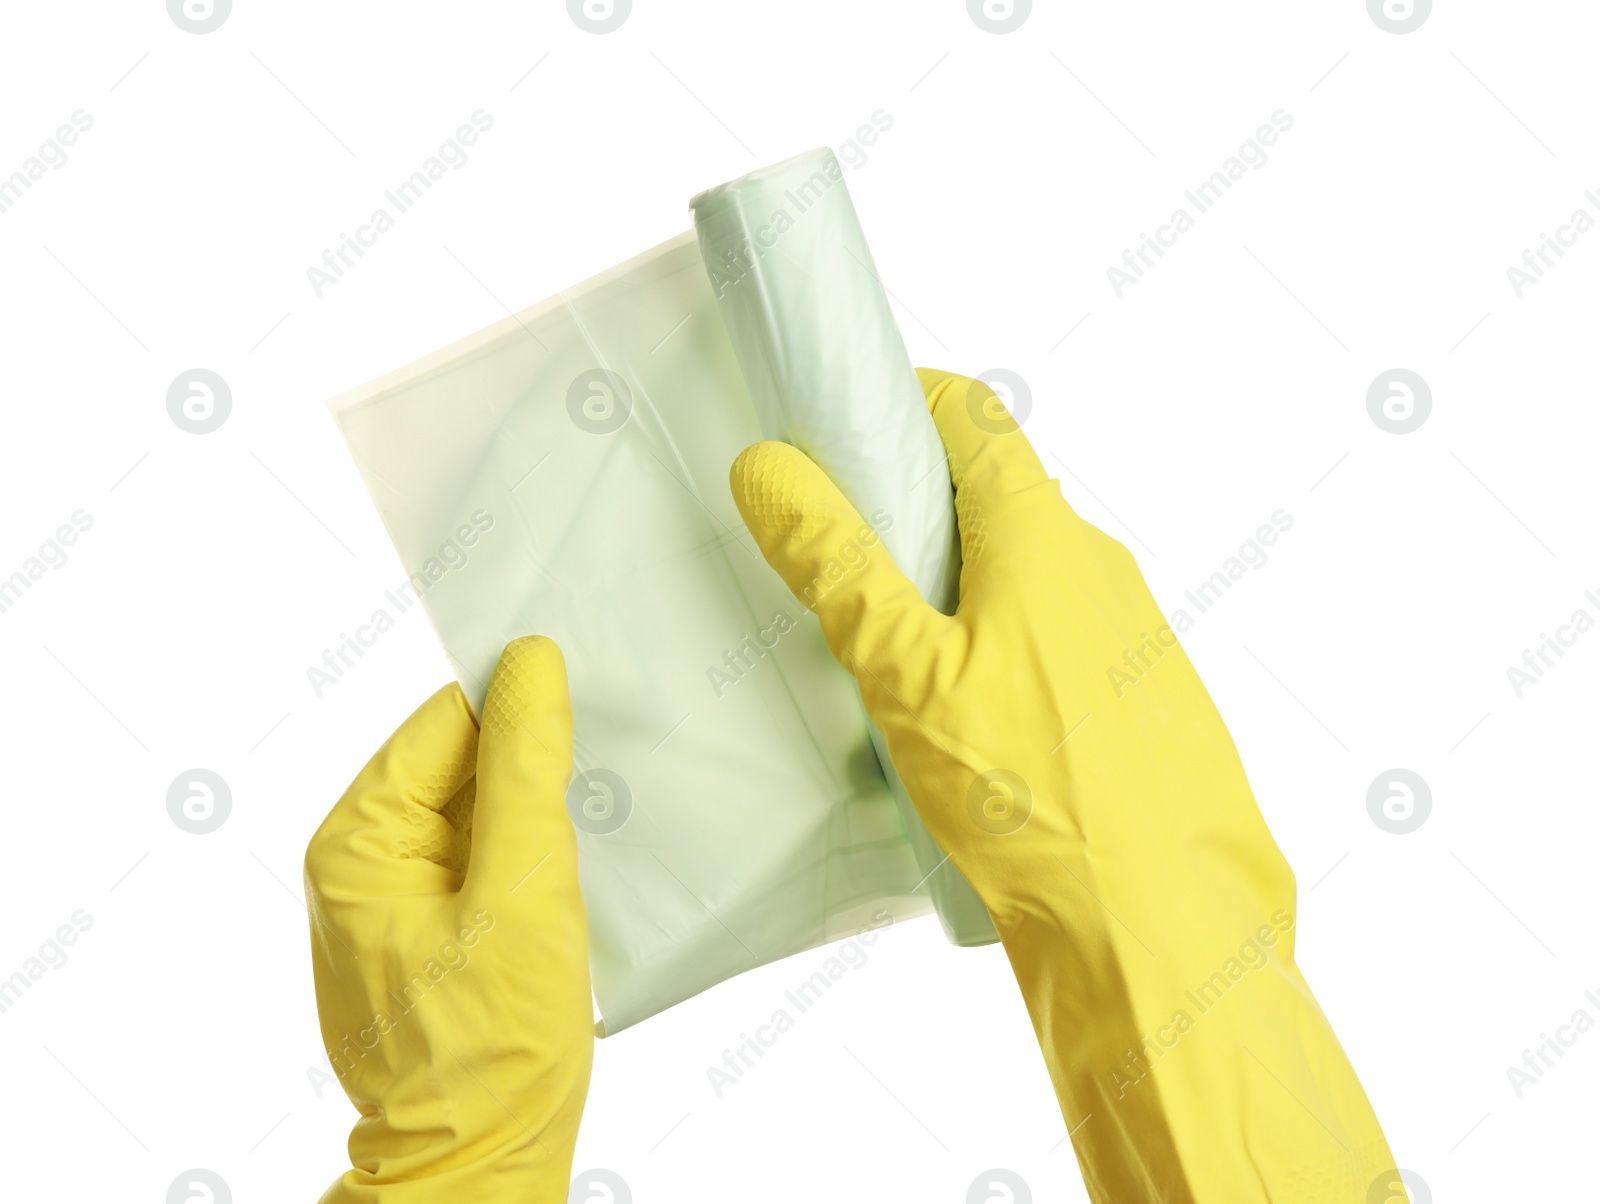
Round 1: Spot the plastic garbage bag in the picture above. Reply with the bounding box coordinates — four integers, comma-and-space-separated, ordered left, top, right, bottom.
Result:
329, 150, 991, 1035
691, 150, 994, 947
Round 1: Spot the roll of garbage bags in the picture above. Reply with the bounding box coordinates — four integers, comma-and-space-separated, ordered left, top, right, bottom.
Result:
691, 150, 994, 947
328, 149, 993, 1035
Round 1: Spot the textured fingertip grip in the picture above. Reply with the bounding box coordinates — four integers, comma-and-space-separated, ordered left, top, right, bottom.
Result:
482, 635, 567, 741
731, 440, 827, 542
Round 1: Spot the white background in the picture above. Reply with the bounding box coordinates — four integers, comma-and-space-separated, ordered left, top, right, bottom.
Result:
0, 1, 1594, 1200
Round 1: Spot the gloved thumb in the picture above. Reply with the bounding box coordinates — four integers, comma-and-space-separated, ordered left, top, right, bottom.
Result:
464, 636, 579, 913
730, 441, 956, 700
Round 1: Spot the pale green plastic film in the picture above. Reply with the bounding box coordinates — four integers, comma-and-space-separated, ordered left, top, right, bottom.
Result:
329, 155, 989, 1036
690, 149, 995, 947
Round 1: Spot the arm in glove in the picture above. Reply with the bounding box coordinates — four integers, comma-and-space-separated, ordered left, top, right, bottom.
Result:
729, 369, 1399, 1203
304, 636, 591, 1203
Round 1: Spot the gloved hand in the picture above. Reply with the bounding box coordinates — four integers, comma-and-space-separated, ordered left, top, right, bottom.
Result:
730, 370, 1399, 1203
304, 636, 591, 1203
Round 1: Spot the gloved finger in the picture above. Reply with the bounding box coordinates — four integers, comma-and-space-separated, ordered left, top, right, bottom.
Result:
730, 440, 958, 696
917, 368, 1052, 504
305, 683, 479, 900
463, 636, 579, 912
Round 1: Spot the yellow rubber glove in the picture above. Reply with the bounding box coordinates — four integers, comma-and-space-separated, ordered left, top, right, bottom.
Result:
305, 636, 591, 1203
731, 370, 1399, 1203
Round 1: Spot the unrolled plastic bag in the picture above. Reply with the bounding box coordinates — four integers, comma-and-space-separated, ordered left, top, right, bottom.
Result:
329, 150, 992, 1035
